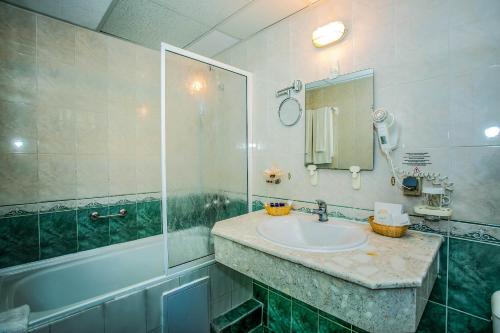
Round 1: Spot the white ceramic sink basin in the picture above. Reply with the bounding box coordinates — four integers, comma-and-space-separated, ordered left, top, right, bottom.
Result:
257, 214, 367, 252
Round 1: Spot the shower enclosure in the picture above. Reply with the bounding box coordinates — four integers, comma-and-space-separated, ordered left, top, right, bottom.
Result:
161, 44, 252, 270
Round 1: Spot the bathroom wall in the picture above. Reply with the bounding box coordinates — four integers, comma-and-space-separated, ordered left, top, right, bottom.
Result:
0, 2, 163, 268
217, 0, 500, 227
217, 0, 500, 331
0, 2, 249, 270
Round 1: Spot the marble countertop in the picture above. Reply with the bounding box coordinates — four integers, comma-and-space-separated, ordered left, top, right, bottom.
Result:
212, 210, 443, 289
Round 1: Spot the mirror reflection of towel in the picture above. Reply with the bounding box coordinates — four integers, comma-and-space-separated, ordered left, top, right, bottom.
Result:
310, 107, 335, 164
305, 109, 314, 164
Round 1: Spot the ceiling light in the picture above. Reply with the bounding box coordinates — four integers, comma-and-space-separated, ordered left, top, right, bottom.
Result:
484, 126, 500, 138
13, 140, 24, 148
312, 21, 346, 48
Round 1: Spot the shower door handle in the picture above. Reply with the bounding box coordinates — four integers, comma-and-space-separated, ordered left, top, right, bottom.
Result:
90, 208, 127, 221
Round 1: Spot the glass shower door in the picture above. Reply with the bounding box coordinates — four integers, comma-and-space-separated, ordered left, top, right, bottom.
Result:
162, 49, 248, 268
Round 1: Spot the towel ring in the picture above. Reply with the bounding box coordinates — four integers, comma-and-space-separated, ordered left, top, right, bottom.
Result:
278, 97, 302, 126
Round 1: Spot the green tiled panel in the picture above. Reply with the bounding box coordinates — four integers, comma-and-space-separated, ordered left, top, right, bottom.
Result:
0, 214, 38, 268
291, 299, 318, 333
211, 299, 262, 333
229, 307, 261, 332
110, 203, 137, 244
253, 282, 268, 326
137, 200, 161, 238
268, 291, 291, 333
318, 315, 350, 333
167, 193, 247, 233
429, 237, 448, 305
77, 207, 109, 251
417, 301, 446, 333
39, 210, 77, 259
448, 237, 500, 319
447, 308, 492, 333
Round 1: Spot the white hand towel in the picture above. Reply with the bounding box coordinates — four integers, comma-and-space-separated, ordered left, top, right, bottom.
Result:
305, 109, 314, 164
313, 107, 335, 164
0, 305, 30, 333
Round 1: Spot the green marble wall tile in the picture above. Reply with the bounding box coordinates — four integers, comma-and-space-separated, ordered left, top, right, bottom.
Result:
447, 308, 492, 333
137, 200, 161, 238
77, 207, 109, 251
110, 203, 137, 244
430, 237, 448, 305
253, 282, 268, 326
319, 315, 350, 333
417, 301, 446, 333
229, 307, 262, 332
291, 299, 318, 333
0, 214, 38, 268
268, 290, 291, 333
212, 299, 262, 332
448, 237, 500, 319
167, 193, 247, 233
39, 210, 77, 259
252, 200, 264, 211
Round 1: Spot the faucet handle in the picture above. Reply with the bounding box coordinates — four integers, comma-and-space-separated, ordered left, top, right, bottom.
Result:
316, 199, 326, 208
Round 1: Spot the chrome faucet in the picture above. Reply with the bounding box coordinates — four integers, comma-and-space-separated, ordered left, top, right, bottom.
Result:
312, 200, 328, 222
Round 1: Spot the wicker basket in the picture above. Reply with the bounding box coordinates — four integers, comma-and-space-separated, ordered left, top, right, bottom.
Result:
264, 204, 292, 216
368, 216, 408, 238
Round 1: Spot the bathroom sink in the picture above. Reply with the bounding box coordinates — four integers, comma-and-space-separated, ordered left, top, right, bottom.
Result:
257, 215, 367, 252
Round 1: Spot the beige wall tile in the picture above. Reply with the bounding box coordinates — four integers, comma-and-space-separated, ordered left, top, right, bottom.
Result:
76, 111, 108, 154
0, 153, 38, 205
37, 15, 76, 65
0, 100, 37, 154
76, 154, 109, 198
37, 104, 76, 154
38, 153, 77, 201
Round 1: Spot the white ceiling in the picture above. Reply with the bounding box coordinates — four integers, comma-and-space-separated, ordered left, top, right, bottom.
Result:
4, 0, 316, 57
3, 0, 114, 30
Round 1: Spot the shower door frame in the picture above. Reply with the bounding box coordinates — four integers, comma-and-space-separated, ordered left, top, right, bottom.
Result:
160, 42, 253, 276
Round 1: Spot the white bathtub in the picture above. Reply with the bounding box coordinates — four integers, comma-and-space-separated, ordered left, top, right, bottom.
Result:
0, 235, 169, 331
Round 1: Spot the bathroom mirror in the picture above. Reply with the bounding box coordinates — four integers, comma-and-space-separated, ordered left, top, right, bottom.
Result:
279, 97, 302, 126
304, 69, 374, 170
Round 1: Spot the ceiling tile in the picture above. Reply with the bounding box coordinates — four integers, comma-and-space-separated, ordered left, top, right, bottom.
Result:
150, 0, 252, 27
187, 30, 240, 57
217, 0, 310, 39
101, 0, 210, 49
4, 0, 113, 29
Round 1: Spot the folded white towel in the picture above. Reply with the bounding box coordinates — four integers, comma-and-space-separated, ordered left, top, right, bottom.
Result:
0, 305, 30, 333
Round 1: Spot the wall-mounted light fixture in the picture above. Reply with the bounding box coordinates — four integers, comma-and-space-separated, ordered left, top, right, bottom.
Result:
312, 21, 346, 47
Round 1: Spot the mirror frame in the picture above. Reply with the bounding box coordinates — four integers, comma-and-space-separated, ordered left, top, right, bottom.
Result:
304, 68, 375, 171
278, 96, 303, 126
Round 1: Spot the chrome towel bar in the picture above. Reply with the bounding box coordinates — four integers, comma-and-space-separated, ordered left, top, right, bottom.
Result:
90, 208, 127, 221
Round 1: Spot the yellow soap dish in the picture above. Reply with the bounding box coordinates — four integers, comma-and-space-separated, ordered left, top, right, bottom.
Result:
264, 204, 292, 216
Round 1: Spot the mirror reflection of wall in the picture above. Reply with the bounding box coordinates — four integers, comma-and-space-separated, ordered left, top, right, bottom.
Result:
304, 69, 374, 170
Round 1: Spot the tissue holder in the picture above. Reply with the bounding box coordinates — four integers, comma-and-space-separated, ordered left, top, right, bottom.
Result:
368, 216, 409, 238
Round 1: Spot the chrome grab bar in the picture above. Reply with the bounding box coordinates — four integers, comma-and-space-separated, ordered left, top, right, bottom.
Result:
90, 208, 127, 221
